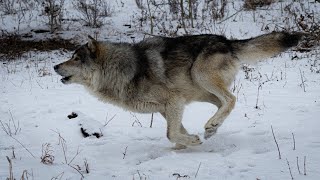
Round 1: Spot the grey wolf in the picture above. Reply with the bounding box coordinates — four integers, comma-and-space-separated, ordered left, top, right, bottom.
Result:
54, 32, 302, 149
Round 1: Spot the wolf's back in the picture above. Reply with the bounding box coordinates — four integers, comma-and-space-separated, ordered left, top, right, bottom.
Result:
232, 32, 302, 64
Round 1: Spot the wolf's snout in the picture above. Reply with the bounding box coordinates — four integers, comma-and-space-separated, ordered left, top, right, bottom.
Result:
54, 64, 59, 71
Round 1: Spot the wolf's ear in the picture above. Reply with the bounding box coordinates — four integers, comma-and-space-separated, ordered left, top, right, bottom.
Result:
87, 35, 98, 54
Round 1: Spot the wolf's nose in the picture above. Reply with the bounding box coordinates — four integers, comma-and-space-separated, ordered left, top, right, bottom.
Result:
54, 65, 59, 71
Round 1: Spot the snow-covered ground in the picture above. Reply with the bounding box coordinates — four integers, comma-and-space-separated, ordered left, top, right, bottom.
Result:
1, 0, 320, 179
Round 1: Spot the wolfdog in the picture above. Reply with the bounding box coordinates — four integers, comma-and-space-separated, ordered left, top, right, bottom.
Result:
54, 32, 302, 149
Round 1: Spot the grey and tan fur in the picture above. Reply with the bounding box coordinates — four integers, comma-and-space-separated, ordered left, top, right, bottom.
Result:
54, 32, 302, 149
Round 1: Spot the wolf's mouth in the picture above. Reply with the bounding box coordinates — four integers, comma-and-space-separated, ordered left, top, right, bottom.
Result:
61, 76, 72, 83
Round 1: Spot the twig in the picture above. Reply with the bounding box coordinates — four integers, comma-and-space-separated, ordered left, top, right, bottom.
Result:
12, 146, 16, 159
304, 156, 307, 175
271, 125, 281, 159
68, 147, 81, 165
61, 138, 68, 164
10, 135, 36, 158
173, 173, 189, 179
51, 172, 64, 180
69, 165, 84, 178
51, 130, 68, 164
41, 143, 55, 165
122, 146, 128, 159
292, 133, 296, 150
131, 113, 143, 127
296, 157, 301, 174
84, 159, 90, 173
286, 158, 294, 180
135, 170, 147, 180
20, 170, 29, 180
104, 114, 116, 127
150, 113, 154, 128
255, 83, 262, 109
299, 68, 306, 92
218, 8, 244, 24
9, 110, 21, 135
6, 156, 13, 180
0, 120, 10, 135
195, 162, 202, 178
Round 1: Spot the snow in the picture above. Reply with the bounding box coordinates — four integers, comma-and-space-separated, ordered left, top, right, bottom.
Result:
1, 0, 320, 179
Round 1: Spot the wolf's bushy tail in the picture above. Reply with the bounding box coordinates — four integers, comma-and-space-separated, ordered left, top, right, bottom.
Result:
232, 32, 303, 64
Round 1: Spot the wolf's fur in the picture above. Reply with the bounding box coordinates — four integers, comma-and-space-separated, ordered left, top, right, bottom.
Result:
54, 32, 302, 149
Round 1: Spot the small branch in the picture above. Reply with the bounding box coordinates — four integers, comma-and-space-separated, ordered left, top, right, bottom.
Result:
41, 143, 55, 165
195, 162, 202, 178
286, 158, 294, 180
10, 135, 36, 159
255, 83, 262, 109
68, 147, 81, 165
292, 133, 296, 150
0, 120, 10, 135
12, 146, 16, 159
61, 139, 68, 164
131, 113, 143, 127
104, 114, 116, 127
150, 113, 154, 128
122, 146, 128, 159
69, 165, 84, 178
218, 8, 244, 24
51, 130, 69, 164
271, 125, 281, 159
173, 173, 190, 179
9, 110, 21, 135
296, 157, 301, 174
51, 172, 64, 180
299, 68, 306, 92
84, 159, 90, 174
21, 170, 29, 180
304, 156, 307, 175
6, 156, 13, 180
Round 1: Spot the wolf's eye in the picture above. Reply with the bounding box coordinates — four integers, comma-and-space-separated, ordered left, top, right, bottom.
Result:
74, 57, 80, 61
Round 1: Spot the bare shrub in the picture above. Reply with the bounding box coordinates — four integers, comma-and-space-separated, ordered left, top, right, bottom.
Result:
208, 0, 227, 20
200, 0, 228, 22
168, 0, 179, 15
39, 0, 64, 33
296, 13, 320, 49
135, 0, 144, 9
74, 0, 103, 28
0, 110, 21, 136
0, 0, 16, 14
282, 2, 320, 50
5, 156, 32, 180
6, 156, 14, 180
243, 0, 274, 10
41, 143, 55, 165
100, 1, 113, 17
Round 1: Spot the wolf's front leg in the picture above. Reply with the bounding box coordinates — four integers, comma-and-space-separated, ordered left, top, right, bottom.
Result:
164, 98, 202, 147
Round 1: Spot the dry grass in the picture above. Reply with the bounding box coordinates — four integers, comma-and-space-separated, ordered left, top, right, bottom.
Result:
243, 0, 274, 10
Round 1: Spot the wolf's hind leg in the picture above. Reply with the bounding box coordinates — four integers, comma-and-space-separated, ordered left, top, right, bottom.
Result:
192, 54, 237, 139
198, 76, 236, 139
203, 85, 235, 139
162, 99, 202, 147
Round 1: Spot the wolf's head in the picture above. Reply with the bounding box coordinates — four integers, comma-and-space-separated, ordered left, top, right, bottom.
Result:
54, 36, 100, 85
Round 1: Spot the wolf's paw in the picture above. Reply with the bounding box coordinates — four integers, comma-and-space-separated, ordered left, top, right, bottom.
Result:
172, 143, 187, 150
204, 123, 220, 139
186, 134, 202, 146
170, 134, 202, 146
179, 134, 202, 146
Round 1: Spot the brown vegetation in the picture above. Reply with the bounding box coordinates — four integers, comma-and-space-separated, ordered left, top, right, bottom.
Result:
0, 35, 78, 59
